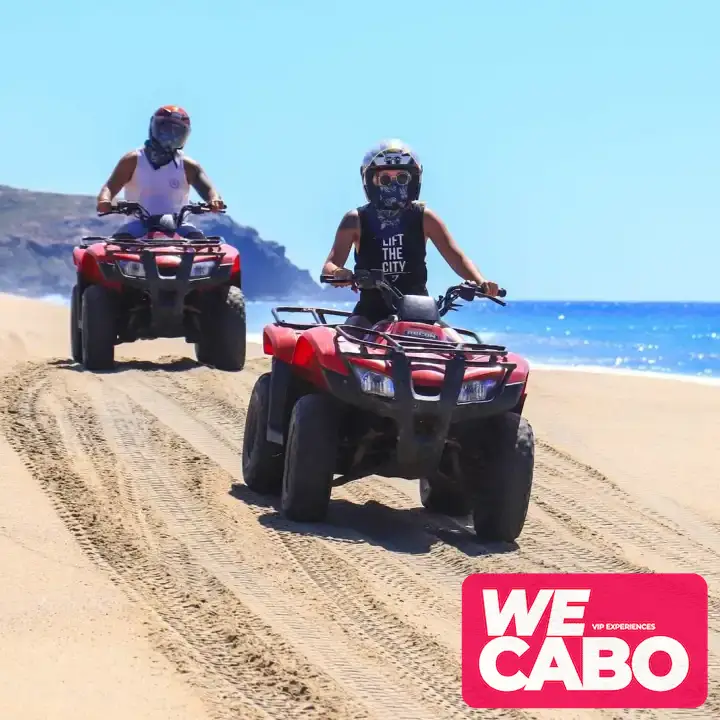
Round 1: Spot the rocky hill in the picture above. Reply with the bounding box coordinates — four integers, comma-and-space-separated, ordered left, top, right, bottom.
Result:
0, 184, 352, 301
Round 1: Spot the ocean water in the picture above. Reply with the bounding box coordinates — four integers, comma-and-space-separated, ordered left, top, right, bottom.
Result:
244, 298, 720, 383
42, 293, 720, 382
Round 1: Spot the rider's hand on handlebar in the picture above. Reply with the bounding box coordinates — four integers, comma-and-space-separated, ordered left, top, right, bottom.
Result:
476, 279, 501, 297
97, 199, 113, 214
330, 267, 355, 288
208, 198, 226, 212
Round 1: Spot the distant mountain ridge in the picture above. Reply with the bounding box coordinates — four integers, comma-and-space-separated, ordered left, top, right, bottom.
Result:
0, 183, 355, 302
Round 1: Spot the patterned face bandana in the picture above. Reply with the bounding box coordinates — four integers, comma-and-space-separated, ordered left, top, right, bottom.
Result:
144, 138, 178, 169
376, 179, 410, 210
370, 178, 410, 228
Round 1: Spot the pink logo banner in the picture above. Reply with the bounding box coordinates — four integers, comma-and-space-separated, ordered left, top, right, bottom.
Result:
462, 573, 708, 709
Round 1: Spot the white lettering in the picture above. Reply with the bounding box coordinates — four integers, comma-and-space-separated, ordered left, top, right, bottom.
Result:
582, 637, 632, 690
381, 260, 406, 274
525, 637, 583, 691
547, 589, 590, 636
381, 232, 404, 247
478, 637, 529, 692
478, 636, 690, 692
380, 232, 405, 278
477, 587, 690, 693
483, 588, 554, 637
632, 636, 689, 692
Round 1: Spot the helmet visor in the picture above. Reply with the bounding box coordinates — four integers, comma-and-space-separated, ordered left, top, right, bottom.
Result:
152, 118, 189, 150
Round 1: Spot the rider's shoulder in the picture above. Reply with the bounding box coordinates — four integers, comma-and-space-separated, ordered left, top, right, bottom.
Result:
117, 149, 140, 169
419, 204, 445, 234
338, 207, 361, 231
417, 202, 439, 220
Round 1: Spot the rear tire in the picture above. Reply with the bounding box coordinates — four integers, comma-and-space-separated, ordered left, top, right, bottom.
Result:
70, 284, 83, 363
419, 476, 470, 517
281, 394, 338, 522
242, 373, 284, 494
471, 412, 534, 542
195, 286, 246, 371
81, 285, 116, 371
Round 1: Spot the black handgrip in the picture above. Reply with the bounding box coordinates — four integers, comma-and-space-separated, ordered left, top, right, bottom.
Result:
479, 283, 507, 298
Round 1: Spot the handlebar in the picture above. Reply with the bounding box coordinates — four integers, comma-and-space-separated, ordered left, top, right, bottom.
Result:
320, 268, 507, 316
98, 201, 226, 223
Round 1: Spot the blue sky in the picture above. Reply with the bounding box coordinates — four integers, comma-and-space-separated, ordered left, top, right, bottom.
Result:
2, 0, 719, 301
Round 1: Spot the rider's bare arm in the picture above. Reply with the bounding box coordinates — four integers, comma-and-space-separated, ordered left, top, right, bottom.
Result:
321, 210, 360, 278
96, 151, 138, 208
184, 157, 223, 204
423, 207, 487, 285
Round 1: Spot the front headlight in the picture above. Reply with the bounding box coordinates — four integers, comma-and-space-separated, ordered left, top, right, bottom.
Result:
351, 366, 395, 398
190, 260, 216, 277
458, 377, 498, 403
117, 260, 146, 277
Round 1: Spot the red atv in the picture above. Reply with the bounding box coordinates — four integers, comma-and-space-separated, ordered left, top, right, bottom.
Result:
70, 201, 246, 371
241, 268, 534, 543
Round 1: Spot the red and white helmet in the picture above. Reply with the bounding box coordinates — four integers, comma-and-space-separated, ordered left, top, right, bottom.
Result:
149, 105, 191, 151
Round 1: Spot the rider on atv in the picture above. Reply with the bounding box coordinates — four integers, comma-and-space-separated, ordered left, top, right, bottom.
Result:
321, 139, 501, 329
95, 105, 226, 238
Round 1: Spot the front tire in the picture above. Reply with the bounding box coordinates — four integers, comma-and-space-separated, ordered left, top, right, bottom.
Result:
281, 394, 338, 522
242, 373, 285, 494
195, 286, 247, 371
471, 412, 535, 542
70, 284, 83, 363
81, 284, 117, 371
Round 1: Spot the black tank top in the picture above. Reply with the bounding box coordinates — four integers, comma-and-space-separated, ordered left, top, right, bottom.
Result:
352, 202, 428, 322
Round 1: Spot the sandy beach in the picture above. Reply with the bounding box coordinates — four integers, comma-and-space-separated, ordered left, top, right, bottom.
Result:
0, 291, 718, 719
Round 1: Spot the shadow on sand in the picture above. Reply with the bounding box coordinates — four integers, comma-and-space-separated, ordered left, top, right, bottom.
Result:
228, 481, 518, 559
49, 357, 202, 374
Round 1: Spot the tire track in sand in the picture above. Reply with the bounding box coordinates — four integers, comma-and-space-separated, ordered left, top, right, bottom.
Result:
0, 362, 371, 720
122, 360, 720, 720
99, 365, 675, 720
93, 368, 530, 720
4, 356, 716, 719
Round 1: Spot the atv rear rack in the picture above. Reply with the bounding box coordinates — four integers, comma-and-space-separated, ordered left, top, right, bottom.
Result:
271, 306, 354, 329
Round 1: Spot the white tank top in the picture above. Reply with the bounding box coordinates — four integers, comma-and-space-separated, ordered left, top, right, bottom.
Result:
123, 147, 191, 215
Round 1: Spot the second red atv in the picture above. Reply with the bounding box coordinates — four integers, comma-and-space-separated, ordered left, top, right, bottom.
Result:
241, 269, 535, 543
70, 201, 246, 371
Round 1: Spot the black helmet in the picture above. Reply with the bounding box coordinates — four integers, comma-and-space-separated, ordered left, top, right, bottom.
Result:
360, 139, 423, 209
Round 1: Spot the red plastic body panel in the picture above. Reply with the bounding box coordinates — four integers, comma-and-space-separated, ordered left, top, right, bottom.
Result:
262, 324, 350, 389
74, 235, 241, 289
74, 243, 119, 288
263, 325, 300, 364
292, 326, 349, 377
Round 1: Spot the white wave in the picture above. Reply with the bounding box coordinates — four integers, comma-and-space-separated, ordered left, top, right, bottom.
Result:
528, 361, 720, 386
40, 293, 69, 306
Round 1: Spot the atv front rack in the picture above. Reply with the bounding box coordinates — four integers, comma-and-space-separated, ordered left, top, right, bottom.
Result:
271, 306, 354, 329
334, 323, 514, 369
79, 236, 226, 252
